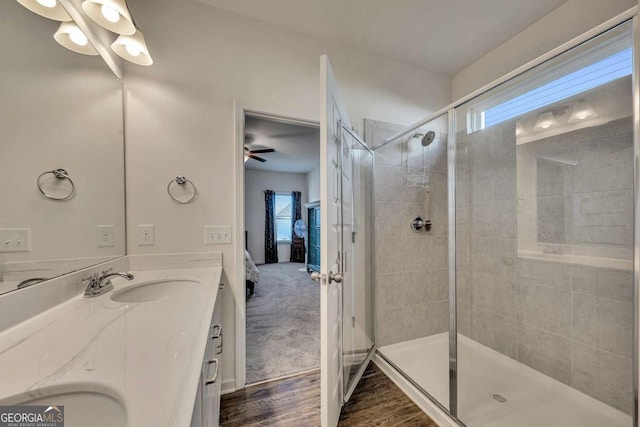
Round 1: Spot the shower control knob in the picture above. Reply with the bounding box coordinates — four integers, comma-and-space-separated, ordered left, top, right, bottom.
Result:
411, 216, 432, 233
310, 271, 321, 282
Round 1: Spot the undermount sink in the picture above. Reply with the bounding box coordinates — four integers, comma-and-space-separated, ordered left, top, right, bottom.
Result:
110, 279, 199, 303
1, 387, 126, 427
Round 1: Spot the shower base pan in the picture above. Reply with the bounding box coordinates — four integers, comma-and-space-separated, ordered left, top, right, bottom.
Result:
378, 333, 631, 427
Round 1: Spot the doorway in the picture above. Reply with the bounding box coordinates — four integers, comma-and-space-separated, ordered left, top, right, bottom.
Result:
241, 112, 321, 384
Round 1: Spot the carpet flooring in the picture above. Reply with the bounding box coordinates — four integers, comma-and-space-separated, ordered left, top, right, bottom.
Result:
246, 262, 320, 384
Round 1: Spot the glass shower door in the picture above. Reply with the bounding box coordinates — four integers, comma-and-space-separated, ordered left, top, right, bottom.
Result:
453, 21, 635, 427
340, 125, 375, 401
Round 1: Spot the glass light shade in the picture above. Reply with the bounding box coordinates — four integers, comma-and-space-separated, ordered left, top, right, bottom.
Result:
515, 121, 525, 136
54, 22, 99, 56
82, 0, 135, 35
16, 0, 72, 21
533, 111, 559, 131
101, 4, 120, 23
568, 100, 598, 123
111, 30, 153, 66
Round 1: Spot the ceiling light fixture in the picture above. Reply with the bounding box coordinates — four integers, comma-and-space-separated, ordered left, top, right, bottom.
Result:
111, 29, 153, 66
81, 0, 135, 35
533, 111, 559, 131
568, 100, 598, 123
515, 121, 524, 136
16, 0, 72, 21
54, 22, 99, 55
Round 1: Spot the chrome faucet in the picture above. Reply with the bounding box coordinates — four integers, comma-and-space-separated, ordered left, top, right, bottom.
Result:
83, 269, 134, 298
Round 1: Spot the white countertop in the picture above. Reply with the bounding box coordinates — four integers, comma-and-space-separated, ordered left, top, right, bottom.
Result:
0, 266, 222, 427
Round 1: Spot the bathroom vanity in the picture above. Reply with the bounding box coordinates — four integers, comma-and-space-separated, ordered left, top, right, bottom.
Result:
0, 254, 224, 427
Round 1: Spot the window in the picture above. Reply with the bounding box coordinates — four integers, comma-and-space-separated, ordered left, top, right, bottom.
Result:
275, 193, 292, 242
483, 48, 632, 128
466, 27, 632, 133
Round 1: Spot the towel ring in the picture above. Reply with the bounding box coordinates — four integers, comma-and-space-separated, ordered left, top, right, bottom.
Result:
167, 176, 198, 204
37, 169, 75, 201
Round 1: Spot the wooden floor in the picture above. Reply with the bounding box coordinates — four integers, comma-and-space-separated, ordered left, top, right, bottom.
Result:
220, 362, 438, 426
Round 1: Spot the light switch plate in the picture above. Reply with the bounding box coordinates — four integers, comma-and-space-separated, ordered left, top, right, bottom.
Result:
97, 225, 115, 248
0, 228, 31, 253
138, 224, 154, 246
204, 226, 232, 245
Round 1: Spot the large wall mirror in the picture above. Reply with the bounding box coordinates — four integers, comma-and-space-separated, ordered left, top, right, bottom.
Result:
0, 1, 125, 295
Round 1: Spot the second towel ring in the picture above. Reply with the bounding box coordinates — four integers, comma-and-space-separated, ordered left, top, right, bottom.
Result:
37, 169, 75, 201
167, 176, 198, 204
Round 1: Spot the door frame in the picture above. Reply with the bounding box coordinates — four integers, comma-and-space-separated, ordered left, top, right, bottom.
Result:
233, 102, 320, 390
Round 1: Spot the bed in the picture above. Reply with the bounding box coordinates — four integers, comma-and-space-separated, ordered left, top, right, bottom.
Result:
245, 250, 260, 296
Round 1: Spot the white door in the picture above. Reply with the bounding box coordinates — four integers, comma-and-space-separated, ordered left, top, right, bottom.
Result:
319, 55, 350, 427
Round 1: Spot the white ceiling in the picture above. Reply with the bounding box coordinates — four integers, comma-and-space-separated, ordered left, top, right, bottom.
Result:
194, 0, 567, 74
244, 116, 320, 173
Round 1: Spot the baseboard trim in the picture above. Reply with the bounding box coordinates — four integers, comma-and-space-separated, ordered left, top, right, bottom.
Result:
373, 353, 460, 427
221, 378, 237, 395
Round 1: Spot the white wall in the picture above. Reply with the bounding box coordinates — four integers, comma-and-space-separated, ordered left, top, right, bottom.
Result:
244, 169, 307, 264
306, 166, 321, 204
124, 0, 451, 389
0, 1, 124, 279
452, 0, 636, 99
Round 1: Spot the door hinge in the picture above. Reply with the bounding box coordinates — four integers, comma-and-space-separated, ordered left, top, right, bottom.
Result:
351, 231, 356, 243
352, 316, 356, 328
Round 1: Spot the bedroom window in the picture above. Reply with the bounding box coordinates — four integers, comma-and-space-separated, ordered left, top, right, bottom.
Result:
275, 193, 292, 242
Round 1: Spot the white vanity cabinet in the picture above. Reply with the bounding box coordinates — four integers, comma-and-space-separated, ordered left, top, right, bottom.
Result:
191, 284, 224, 427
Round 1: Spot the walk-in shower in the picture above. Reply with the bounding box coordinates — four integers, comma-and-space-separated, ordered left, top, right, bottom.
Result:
368, 13, 638, 427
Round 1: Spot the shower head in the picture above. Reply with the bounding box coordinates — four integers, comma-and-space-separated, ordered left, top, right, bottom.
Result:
421, 131, 436, 147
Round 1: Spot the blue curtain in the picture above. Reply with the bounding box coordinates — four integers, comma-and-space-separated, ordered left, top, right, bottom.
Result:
264, 190, 278, 264
290, 191, 304, 262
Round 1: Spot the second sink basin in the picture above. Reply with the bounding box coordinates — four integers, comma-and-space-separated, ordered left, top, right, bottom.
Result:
110, 279, 200, 303
1, 385, 126, 427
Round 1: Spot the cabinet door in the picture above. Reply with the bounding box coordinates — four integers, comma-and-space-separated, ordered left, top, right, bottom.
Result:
190, 375, 203, 427
203, 357, 219, 427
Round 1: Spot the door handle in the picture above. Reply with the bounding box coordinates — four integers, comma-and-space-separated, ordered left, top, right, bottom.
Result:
328, 271, 343, 284
205, 359, 219, 385
311, 271, 321, 281
211, 325, 221, 340
216, 330, 223, 355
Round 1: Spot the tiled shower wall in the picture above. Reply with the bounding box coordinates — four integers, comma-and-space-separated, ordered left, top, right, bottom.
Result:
365, 119, 449, 347
518, 117, 634, 247
456, 117, 634, 414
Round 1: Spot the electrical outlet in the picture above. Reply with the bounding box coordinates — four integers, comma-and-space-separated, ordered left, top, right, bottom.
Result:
204, 226, 232, 245
138, 224, 154, 246
0, 228, 31, 253
96, 225, 115, 248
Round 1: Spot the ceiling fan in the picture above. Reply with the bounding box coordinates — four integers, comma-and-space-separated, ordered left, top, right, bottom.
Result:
244, 146, 275, 163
